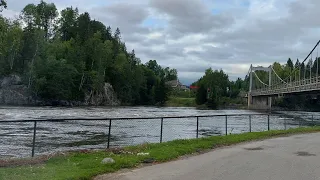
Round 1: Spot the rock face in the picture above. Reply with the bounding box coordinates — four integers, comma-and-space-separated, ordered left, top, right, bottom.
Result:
0, 75, 35, 105
0, 75, 120, 106
84, 83, 120, 106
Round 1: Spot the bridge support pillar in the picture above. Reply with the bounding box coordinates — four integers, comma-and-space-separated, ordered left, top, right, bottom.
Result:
248, 95, 272, 111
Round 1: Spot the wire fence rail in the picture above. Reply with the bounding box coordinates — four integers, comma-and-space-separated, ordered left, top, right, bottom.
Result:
0, 113, 317, 159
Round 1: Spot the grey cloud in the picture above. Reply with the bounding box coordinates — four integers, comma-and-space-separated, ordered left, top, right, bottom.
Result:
137, 43, 185, 62
202, 0, 320, 68
90, 2, 150, 37
187, 47, 234, 62
101, 3, 148, 25
149, 0, 234, 34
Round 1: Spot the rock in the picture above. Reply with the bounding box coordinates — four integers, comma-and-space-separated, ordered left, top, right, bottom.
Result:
0, 75, 34, 105
0, 75, 120, 107
142, 158, 155, 164
137, 152, 150, 156
0, 75, 22, 88
85, 83, 120, 106
101, 158, 115, 164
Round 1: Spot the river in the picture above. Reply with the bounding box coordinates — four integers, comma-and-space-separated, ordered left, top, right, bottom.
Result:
0, 106, 318, 159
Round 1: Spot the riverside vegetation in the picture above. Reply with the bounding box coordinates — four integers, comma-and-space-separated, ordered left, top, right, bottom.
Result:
0, 1, 176, 106
1, 127, 320, 180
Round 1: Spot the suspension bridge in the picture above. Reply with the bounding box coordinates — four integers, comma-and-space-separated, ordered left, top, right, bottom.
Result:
247, 40, 320, 110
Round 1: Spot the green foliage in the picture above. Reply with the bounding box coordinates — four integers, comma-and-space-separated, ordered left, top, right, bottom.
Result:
0, 0, 7, 11
170, 89, 195, 98
166, 97, 196, 107
194, 68, 246, 108
0, 1, 177, 106
154, 78, 170, 105
1, 127, 320, 180
196, 84, 207, 105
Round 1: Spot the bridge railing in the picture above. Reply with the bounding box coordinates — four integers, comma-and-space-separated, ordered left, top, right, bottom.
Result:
0, 113, 317, 159
252, 76, 320, 96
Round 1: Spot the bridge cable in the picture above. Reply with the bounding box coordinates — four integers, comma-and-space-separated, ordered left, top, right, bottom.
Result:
270, 66, 288, 84
317, 45, 319, 79
270, 40, 320, 87
253, 71, 269, 86
283, 40, 320, 82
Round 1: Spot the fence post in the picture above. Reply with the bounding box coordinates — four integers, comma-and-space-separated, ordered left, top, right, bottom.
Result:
312, 115, 314, 126
249, 115, 252, 132
284, 118, 287, 130
107, 119, 112, 149
31, 121, 37, 157
160, 118, 164, 143
267, 115, 270, 131
225, 116, 228, 136
196, 117, 199, 139
299, 118, 301, 127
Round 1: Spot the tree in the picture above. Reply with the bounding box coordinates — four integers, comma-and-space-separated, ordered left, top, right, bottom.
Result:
196, 84, 207, 105
0, 0, 7, 11
58, 7, 79, 41
76, 12, 91, 43
154, 78, 169, 105
21, 4, 38, 28
21, 1, 58, 39
163, 67, 177, 81
287, 58, 294, 71
36, 0, 58, 39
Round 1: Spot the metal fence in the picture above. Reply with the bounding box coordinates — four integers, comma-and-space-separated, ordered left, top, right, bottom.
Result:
0, 113, 317, 159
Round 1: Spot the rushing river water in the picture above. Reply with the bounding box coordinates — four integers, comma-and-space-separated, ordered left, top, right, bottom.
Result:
0, 106, 318, 159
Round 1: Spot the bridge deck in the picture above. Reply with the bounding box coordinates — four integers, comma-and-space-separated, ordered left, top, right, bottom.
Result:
251, 77, 320, 96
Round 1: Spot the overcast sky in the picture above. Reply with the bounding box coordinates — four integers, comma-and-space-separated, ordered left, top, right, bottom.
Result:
2, 0, 320, 85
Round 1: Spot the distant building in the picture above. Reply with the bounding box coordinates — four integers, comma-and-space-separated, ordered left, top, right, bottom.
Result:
165, 80, 189, 91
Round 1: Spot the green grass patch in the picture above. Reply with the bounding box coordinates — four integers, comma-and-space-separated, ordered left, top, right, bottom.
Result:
1, 127, 320, 180
166, 97, 196, 107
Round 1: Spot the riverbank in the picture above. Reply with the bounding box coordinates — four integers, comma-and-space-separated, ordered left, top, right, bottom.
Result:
165, 97, 196, 107
1, 127, 320, 180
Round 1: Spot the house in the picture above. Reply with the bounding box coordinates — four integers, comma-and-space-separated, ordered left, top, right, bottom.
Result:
165, 80, 189, 91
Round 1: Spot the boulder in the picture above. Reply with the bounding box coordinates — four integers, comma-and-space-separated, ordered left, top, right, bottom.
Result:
101, 158, 115, 164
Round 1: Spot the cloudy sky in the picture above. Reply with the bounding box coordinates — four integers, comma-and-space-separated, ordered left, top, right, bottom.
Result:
2, 0, 320, 85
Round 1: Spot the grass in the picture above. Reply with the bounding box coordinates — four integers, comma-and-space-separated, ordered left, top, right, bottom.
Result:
1, 127, 320, 180
166, 97, 196, 107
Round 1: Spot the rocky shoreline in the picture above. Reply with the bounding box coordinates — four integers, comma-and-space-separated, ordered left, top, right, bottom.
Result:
0, 75, 120, 107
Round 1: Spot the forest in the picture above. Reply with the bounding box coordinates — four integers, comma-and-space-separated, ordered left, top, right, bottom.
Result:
0, 1, 177, 106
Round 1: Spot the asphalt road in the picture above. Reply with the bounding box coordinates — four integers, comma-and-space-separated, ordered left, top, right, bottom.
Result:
97, 133, 320, 180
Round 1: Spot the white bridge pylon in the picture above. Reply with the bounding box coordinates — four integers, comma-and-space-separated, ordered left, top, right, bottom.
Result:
249, 65, 272, 94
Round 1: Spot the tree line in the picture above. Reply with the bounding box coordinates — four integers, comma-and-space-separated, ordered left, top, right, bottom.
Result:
0, 1, 177, 105
193, 68, 247, 109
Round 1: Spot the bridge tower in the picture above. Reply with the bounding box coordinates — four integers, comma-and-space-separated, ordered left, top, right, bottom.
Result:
248, 65, 272, 110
